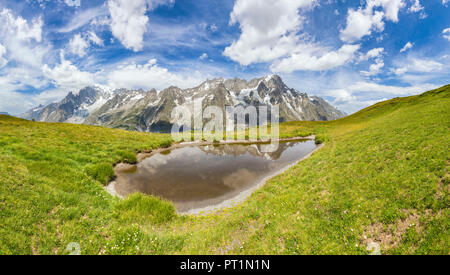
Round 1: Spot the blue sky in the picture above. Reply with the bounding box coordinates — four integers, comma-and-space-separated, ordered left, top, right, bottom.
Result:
0, 0, 449, 115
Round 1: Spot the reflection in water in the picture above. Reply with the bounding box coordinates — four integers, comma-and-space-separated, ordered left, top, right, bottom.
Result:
114, 139, 317, 212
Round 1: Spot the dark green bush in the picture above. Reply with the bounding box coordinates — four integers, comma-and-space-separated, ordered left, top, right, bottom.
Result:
315, 135, 326, 145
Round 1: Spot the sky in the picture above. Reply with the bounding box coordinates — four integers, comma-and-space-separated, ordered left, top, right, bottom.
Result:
0, 0, 449, 115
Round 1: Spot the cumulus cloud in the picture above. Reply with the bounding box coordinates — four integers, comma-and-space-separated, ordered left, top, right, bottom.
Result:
42, 51, 95, 91
108, 0, 174, 52
359, 48, 385, 76
443, 28, 450, 41
68, 31, 104, 57
107, 59, 204, 90
408, 0, 427, 19
0, 8, 64, 115
360, 47, 384, 61
0, 8, 43, 42
224, 0, 358, 72
340, 6, 384, 43
271, 44, 360, 73
400, 41, 413, 52
361, 60, 384, 76
0, 8, 49, 88
409, 0, 424, 12
224, 0, 316, 65
69, 33, 89, 57
199, 53, 208, 60
340, 0, 406, 42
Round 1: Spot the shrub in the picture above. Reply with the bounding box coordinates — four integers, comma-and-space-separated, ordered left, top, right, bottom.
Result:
315, 135, 326, 145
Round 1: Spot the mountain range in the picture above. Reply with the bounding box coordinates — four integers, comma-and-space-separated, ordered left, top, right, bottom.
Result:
22, 75, 346, 133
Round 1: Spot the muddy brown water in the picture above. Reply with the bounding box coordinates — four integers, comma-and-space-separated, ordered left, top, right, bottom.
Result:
111, 139, 318, 214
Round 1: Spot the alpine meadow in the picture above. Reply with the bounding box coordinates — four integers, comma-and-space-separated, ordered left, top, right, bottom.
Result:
0, 85, 448, 255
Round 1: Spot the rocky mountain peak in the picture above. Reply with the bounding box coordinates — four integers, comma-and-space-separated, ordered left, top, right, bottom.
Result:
22, 75, 347, 132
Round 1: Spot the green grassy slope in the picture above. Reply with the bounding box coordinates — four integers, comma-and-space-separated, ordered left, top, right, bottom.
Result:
0, 85, 448, 254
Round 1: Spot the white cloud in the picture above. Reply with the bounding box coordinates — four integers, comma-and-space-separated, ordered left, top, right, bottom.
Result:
0, 8, 43, 43
108, 0, 174, 52
0, 80, 35, 114
340, 0, 406, 42
361, 59, 384, 76
360, 47, 384, 61
400, 41, 413, 52
443, 0, 449, 6
224, 0, 358, 72
90, 16, 110, 27
0, 30, 72, 115
69, 33, 89, 57
409, 0, 424, 12
393, 58, 443, 75
271, 44, 360, 73
88, 31, 104, 46
381, 0, 405, 22
326, 88, 387, 112
340, 7, 384, 43
64, 0, 81, 7
4, 66, 48, 89
324, 81, 437, 113
0, 78, 68, 115
346, 81, 436, 95
0, 8, 50, 99
68, 31, 104, 57
42, 51, 95, 91
359, 47, 385, 76
408, 0, 426, 19
443, 28, 450, 42
0, 43, 7, 68
224, 0, 316, 66
199, 53, 208, 60
58, 6, 106, 33
107, 59, 204, 90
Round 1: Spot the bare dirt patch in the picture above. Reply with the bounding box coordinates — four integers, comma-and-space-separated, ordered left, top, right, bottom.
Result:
361, 209, 430, 253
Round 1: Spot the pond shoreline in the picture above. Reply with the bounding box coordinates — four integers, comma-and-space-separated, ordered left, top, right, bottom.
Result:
135, 135, 316, 162
180, 142, 325, 215
105, 135, 321, 215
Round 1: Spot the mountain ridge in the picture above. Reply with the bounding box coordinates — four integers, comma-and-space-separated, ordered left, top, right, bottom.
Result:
22, 75, 347, 133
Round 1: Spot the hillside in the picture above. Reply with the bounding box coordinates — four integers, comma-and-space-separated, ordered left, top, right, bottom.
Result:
0, 85, 448, 255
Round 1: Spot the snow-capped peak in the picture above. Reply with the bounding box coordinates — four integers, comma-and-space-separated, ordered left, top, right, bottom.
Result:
93, 84, 114, 95
265, 74, 275, 82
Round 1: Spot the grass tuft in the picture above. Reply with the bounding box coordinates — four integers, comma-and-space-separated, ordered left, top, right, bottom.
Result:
85, 162, 115, 185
